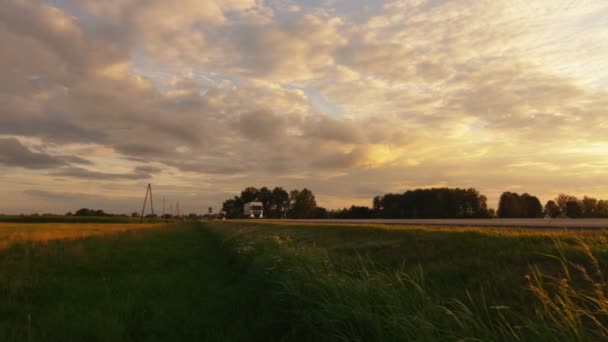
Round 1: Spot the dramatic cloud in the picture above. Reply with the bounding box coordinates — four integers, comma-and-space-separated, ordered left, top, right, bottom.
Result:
49, 167, 150, 180
0, 0, 607, 213
0, 138, 66, 169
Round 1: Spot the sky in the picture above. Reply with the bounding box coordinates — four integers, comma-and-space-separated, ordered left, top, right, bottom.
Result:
1, 0, 608, 215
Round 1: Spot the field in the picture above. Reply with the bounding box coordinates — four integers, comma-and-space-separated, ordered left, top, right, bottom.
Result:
1, 221, 608, 341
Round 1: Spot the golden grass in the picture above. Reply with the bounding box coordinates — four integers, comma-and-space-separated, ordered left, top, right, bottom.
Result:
235, 220, 608, 238
0, 223, 168, 250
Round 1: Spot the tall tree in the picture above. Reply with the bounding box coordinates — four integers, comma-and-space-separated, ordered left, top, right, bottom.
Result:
271, 187, 290, 218
565, 199, 583, 218
289, 188, 317, 219
222, 196, 243, 218
497, 192, 521, 218
521, 193, 543, 218
556, 194, 577, 214
597, 200, 608, 218
581, 196, 598, 217
376, 188, 489, 219
544, 200, 560, 218
240, 187, 260, 203
258, 187, 273, 217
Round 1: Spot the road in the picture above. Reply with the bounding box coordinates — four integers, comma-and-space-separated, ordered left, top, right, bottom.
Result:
252, 218, 608, 229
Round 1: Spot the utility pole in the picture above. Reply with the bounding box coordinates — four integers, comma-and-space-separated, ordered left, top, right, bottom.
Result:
140, 184, 154, 223
162, 197, 166, 223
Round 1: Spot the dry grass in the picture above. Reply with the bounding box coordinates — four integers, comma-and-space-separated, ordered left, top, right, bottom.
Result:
0, 223, 168, 250
234, 220, 608, 238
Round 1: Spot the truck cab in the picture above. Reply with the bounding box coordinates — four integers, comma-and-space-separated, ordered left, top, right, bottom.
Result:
244, 202, 263, 218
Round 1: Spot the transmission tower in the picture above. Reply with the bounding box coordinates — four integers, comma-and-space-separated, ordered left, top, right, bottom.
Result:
162, 197, 166, 223
140, 183, 154, 223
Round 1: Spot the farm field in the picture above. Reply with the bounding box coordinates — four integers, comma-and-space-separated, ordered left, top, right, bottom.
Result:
1, 221, 608, 341
256, 218, 608, 229
0, 223, 162, 250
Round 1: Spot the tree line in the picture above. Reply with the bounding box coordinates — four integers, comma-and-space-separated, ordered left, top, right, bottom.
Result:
221, 187, 323, 219
223, 187, 491, 219
222, 187, 608, 220
496, 192, 608, 218
541, 194, 608, 218
372, 188, 490, 218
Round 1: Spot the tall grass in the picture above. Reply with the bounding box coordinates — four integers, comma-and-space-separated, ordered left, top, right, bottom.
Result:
3, 221, 608, 341
521, 239, 608, 341
226, 230, 608, 341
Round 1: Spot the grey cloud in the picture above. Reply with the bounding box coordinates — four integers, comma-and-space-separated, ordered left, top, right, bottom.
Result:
61, 155, 94, 165
0, 112, 107, 144
166, 160, 248, 175
311, 148, 367, 169
226, 14, 344, 80
134, 165, 164, 174
0, 138, 66, 169
239, 110, 287, 142
49, 167, 149, 180
304, 116, 365, 144
336, 41, 411, 81
1, 0, 128, 81
113, 143, 176, 159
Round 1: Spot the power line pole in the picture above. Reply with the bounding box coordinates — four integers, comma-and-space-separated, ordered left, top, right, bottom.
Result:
140, 184, 154, 223
162, 197, 166, 223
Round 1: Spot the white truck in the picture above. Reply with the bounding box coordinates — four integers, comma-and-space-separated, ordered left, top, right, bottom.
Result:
244, 202, 264, 218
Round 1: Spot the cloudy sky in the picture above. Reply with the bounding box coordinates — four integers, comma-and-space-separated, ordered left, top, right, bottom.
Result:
1, 0, 607, 214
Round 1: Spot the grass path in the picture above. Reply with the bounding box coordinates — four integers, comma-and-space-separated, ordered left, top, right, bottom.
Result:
0, 223, 282, 341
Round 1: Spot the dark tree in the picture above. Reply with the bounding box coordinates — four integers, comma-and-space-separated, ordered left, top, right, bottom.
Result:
222, 196, 244, 218
270, 187, 290, 218
582, 196, 598, 217
521, 193, 543, 218
241, 187, 260, 203
497, 192, 542, 218
497, 192, 522, 218
543, 200, 560, 218
75, 208, 94, 216
556, 194, 578, 214
314, 207, 329, 219
564, 200, 583, 218
375, 188, 489, 219
330, 206, 374, 219
258, 187, 273, 217
597, 200, 608, 218
289, 188, 317, 219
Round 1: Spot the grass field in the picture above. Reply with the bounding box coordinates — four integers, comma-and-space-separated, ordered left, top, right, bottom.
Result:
0, 216, 141, 224
0, 223, 165, 250
1, 221, 608, 341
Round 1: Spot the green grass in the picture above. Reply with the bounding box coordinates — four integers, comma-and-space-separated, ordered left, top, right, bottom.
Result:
1, 221, 608, 341
211, 222, 608, 341
0, 223, 286, 341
